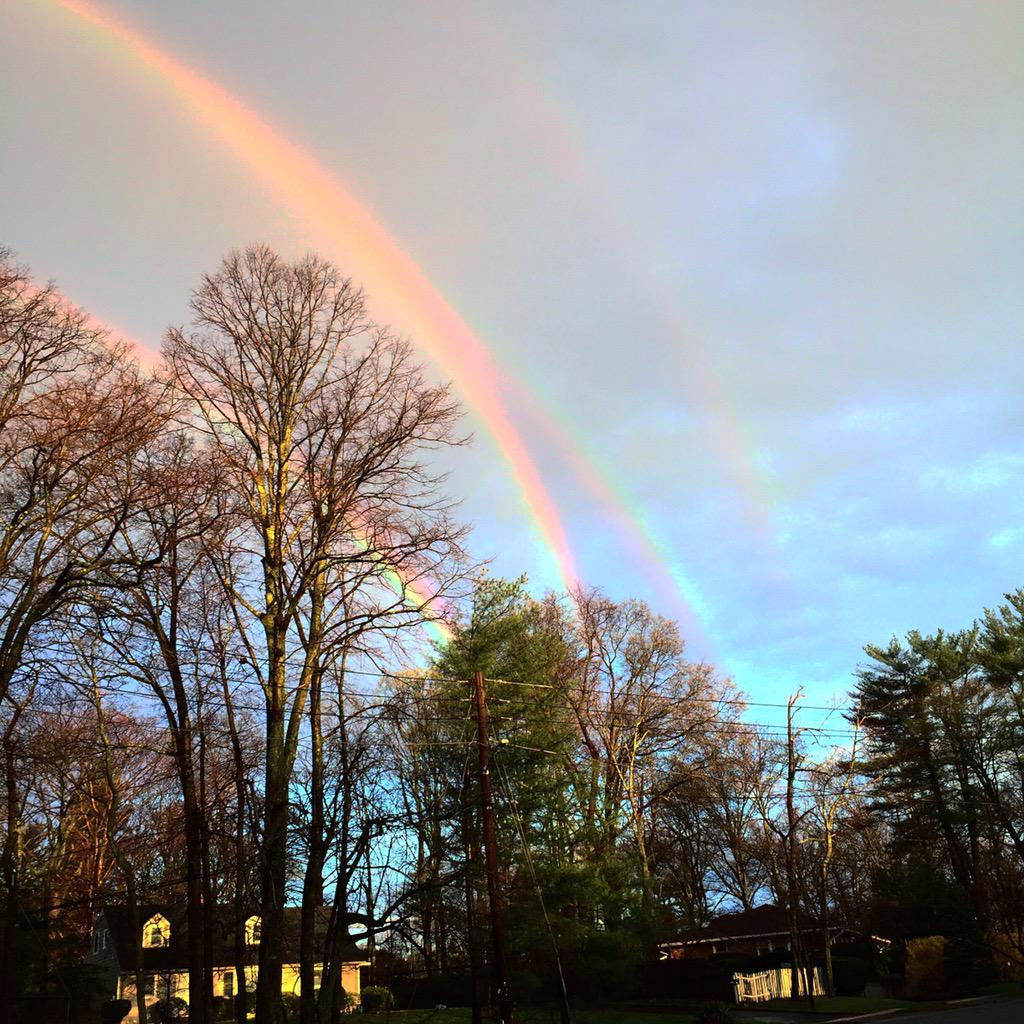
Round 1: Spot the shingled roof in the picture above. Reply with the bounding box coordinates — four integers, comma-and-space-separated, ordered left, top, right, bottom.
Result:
668, 904, 822, 946
99, 905, 367, 972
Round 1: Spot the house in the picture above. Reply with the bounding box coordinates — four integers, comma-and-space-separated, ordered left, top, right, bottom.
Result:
86, 904, 368, 1019
659, 904, 856, 960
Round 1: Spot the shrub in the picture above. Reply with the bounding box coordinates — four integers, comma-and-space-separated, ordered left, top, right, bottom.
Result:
280, 992, 301, 1021
361, 986, 395, 1013
945, 933, 995, 995
695, 1002, 735, 1024
211, 995, 235, 1020
153, 996, 189, 1023
906, 936, 945, 998
830, 956, 870, 996
101, 1000, 132, 1024
991, 933, 1024, 983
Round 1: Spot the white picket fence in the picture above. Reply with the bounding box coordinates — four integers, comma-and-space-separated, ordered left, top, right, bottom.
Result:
733, 966, 825, 1003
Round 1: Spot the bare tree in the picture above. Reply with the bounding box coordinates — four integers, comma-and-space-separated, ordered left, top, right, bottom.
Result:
0, 250, 166, 708
82, 435, 235, 1024
163, 246, 466, 1024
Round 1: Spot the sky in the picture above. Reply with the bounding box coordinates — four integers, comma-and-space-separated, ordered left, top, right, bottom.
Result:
2, 0, 1023, 718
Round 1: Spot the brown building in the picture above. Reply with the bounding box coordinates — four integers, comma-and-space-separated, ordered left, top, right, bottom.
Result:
660, 904, 855, 960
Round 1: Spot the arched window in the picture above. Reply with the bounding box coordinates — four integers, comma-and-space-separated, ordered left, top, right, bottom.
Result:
142, 914, 170, 948
245, 915, 261, 946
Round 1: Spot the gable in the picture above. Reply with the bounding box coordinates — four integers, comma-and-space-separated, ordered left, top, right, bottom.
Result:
97, 904, 366, 970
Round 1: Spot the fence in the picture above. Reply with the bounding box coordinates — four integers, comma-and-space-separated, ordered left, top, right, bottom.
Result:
733, 966, 825, 1004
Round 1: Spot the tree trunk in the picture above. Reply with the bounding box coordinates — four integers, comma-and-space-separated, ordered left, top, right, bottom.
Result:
820, 856, 834, 997
299, 667, 326, 1024
0, 734, 19, 1024
256, 699, 288, 1024
220, 645, 251, 1024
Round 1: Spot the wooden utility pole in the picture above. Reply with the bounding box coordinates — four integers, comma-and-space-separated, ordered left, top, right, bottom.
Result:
472, 671, 515, 1024
785, 691, 815, 1009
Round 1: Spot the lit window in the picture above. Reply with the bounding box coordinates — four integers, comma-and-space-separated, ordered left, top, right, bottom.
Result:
223, 972, 235, 997
143, 914, 170, 948
245, 916, 261, 945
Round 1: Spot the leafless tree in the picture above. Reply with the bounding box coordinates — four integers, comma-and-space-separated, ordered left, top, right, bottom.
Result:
163, 246, 467, 1024
0, 250, 167, 709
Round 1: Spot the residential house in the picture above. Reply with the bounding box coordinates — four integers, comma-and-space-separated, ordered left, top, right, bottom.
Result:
659, 904, 856, 960
86, 904, 368, 1019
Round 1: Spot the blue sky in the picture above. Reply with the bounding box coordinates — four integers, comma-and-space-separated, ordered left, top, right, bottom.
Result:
3, 0, 1022, 715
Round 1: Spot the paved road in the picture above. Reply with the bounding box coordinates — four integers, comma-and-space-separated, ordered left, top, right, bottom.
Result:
886, 1000, 1022, 1023
738, 999, 1022, 1024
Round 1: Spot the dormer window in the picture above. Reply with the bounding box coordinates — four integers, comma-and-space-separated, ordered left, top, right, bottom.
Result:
245, 915, 261, 945
143, 913, 170, 948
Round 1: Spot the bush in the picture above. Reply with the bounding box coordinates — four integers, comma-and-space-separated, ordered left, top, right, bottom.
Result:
991, 933, 1024, 983
830, 956, 870, 996
945, 934, 996, 995
153, 996, 189, 1023
695, 1003, 735, 1024
361, 986, 395, 1013
280, 992, 301, 1021
906, 936, 945, 998
211, 995, 235, 1020
101, 1000, 132, 1024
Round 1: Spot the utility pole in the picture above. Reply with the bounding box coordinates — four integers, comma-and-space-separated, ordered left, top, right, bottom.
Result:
460, 755, 484, 1024
472, 671, 515, 1024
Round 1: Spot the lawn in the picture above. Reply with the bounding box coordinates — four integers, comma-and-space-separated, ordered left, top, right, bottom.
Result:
981, 980, 1024, 998
362, 1008, 698, 1024
751, 995, 915, 1014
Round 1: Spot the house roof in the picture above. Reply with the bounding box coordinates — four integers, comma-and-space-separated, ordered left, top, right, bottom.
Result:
664, 904, 824, 947
98, 904, 367, 972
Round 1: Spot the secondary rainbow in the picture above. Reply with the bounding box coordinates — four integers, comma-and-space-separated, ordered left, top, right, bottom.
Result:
42, 0, 718, 652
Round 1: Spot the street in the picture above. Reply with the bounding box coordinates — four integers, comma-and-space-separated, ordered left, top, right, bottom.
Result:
886, 1000, 1023, 1023
739, 998, 1023, 1024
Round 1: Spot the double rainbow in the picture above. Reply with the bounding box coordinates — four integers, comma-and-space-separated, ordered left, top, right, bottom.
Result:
41, 0, 716, 651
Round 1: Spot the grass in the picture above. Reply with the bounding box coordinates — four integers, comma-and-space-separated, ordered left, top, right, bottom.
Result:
362, 1008, 698, 1024
980, 980, 1024, 998
753, 995, 915, 1013
361, 982, 1024, 1024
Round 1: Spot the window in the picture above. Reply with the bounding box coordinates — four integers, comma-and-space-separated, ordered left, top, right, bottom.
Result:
222, 972, 235, 998
143, 914, 170, 948
245, 915, 261, 945
92, 931, 101, 954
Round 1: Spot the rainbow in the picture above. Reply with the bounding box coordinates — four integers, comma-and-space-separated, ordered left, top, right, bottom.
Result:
45, 0, 576, 593
508, 381, 712, 636
39, 0, 720, 654
64, 291, 454, 645
345, 524, 454, 647
450, 22, 786, 587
